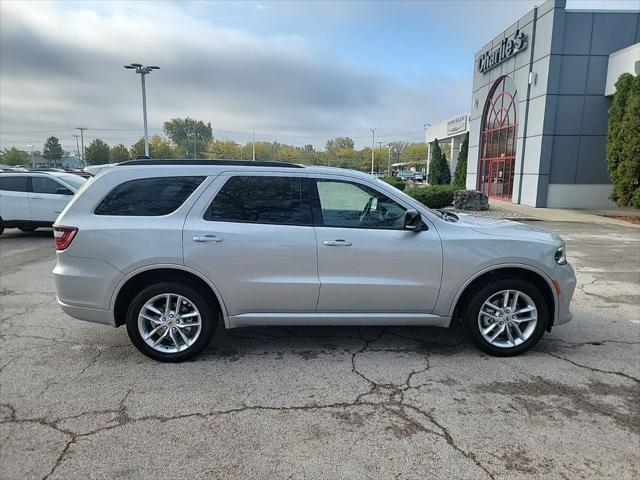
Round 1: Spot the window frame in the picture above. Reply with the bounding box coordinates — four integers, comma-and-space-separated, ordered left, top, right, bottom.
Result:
203, 174, 314, 227
93, 175, 206, 217
0, 175, 31, 193
308, 177, 409, 231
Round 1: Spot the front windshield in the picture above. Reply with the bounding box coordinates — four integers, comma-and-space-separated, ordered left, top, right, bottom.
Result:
56, 173, 87, 190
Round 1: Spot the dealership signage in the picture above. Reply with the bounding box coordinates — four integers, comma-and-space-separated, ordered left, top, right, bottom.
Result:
477, 29, 528, 74
446, 115, 468, 135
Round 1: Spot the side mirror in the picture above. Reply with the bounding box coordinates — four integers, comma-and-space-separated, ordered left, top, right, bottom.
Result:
403, 209, 422, 231
56, 187, 73, 195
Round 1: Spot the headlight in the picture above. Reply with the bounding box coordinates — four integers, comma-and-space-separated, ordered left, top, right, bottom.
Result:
554, 245, 567, 265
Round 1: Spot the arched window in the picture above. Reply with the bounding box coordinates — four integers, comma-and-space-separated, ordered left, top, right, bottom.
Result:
478, 76, 518, 199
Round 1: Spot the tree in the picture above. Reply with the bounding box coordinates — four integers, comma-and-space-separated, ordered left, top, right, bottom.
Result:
109, 144, 130, 163
130, 136, 179, 159
325, 137, 355, 151
609, 74, 640, 206
1, 147, 29, 166
84, 139, 110, 165
42, 136, 63, 166
453, 132, 469, 188
163, 117, 213, 158
428, 138, 451, 185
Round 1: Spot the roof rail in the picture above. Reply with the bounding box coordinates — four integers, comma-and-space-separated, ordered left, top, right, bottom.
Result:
118, 159, 305, 168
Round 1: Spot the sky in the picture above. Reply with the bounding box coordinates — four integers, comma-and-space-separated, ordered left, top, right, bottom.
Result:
1, 0, 638, 152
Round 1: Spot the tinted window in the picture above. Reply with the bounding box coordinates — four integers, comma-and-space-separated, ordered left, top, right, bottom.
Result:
0, 176, 29, 192
32, 177, 65, 194
315, 179, 406, 229
205, 176, 309, 225
95, 176, 205, 216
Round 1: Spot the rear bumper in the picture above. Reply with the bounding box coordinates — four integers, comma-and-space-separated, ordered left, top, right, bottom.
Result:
58, 298, 115, 326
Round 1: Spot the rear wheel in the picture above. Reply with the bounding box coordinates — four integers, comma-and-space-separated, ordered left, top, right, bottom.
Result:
125, 282, 217, 362
462, 278, 548, 356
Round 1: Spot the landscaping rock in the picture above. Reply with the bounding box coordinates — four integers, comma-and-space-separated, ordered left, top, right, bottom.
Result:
454, 189, 489, 211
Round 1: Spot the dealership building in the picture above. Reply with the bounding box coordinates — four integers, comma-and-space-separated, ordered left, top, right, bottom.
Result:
461, 0, 639, 208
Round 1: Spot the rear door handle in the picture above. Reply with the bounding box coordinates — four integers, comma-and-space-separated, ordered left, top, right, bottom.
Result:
323, 239, 352, 246
193, 235, 223, 243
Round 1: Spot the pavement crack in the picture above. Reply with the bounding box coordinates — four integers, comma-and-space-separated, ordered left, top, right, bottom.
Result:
543, 351, 640, 384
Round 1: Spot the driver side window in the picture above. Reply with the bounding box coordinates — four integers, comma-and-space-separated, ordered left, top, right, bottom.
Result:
315, 179, 406, 229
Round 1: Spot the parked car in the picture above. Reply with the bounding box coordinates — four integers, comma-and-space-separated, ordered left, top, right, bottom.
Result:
413, 172, 425, 182
53, 160, 575, 362
0, 171, 87, 234
397, 171, 414, 181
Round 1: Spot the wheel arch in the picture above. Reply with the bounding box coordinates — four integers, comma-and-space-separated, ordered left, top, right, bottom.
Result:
451, 265, 556, 331
112, 265, 228, 328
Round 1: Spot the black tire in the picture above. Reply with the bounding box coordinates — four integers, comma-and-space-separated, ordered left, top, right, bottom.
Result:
462, 278, 548, 357
125, 282, 217, 362
18, 227, 37, 232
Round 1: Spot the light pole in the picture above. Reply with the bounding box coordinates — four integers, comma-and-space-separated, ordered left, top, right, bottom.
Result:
26, 144, 33, 167
76, 127, 87, 165
192, 130, 197, 159
369, 128, 376, 174
251, 124, 256, 161
387, 144, 393, 177
124, 63, 160, 157
423, 123, 431, 177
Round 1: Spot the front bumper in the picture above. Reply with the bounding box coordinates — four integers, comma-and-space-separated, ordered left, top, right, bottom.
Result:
553, 262, 576, 326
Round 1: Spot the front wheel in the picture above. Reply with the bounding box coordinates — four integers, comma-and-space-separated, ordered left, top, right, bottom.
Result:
125, 282, 217, 362
18, 227, 37, 232
462, 278, 548, 357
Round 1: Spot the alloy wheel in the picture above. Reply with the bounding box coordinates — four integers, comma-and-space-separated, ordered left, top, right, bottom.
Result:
477, 289, 538, 348
138, 293, 202, 353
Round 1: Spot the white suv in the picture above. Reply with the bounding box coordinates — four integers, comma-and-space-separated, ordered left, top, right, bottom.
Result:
53, 160, 576, 362
0, 171, 87, 235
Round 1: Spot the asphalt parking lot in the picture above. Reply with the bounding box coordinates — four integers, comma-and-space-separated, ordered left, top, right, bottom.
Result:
1, 221, 638, 480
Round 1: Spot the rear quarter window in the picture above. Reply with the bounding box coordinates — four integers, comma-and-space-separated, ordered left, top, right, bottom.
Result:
94, 176, 205, 216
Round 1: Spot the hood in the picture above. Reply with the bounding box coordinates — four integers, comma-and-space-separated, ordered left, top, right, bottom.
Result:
454, 213, 563, 245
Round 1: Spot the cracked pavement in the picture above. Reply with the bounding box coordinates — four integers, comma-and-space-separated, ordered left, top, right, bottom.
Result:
1, 221, 639, 479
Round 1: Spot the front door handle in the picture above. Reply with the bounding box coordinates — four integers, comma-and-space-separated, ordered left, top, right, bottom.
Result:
193, 235, 223, 243
323, 239, 352, 246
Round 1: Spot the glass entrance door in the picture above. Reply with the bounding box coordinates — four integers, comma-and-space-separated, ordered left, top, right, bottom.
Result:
478, 76, 518, 201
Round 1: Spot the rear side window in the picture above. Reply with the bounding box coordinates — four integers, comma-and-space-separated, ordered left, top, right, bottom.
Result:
0, 176, 29, 192
32, 177, 64, 194
95, 176, 205, 216
204, 176, 310, 225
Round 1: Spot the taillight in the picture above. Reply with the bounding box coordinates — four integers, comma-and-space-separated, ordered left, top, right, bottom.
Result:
53, 225, 78, 251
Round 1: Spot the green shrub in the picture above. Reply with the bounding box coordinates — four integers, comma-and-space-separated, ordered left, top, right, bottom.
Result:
408, 185, 458, 209
428, 138, 451, 185
383, 176, 406, 191
453, 132, 469, 188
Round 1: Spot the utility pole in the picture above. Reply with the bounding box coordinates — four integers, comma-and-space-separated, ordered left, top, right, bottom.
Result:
252, 124, 256, 161
26, 144, 33, 167
124, 63, 160, 157
73, 134, 80, 159
76, 127, 87, 165
387, 145, 392, 177
369, 128, 376, 174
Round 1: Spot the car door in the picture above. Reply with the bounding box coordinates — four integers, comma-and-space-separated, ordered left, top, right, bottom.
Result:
311, 175, 443, 313
29, 175, 74, 223
0, 175, 30, 221
183, 172, 320, 318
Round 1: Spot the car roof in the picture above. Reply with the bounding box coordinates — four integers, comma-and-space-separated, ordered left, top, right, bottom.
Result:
89, 159, 375, 181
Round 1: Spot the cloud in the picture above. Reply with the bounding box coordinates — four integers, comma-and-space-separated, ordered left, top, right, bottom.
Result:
0, 1, 472, 150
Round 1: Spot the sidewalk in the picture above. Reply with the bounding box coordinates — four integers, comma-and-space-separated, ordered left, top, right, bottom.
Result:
488, 199, 640, 229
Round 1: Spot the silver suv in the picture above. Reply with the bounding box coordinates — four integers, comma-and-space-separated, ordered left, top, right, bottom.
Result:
53, 160, 576, 362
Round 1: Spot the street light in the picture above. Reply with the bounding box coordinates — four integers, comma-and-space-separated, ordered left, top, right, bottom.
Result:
252, 124, 256, 161
124, 63, 160, 157
369, 128, 376, 174
423, 123, 432, 177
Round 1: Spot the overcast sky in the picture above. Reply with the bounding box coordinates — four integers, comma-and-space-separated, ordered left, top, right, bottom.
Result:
1, 0, 638, 152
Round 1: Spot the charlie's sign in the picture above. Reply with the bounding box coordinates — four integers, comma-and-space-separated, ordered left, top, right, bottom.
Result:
477, 29, 527, 74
